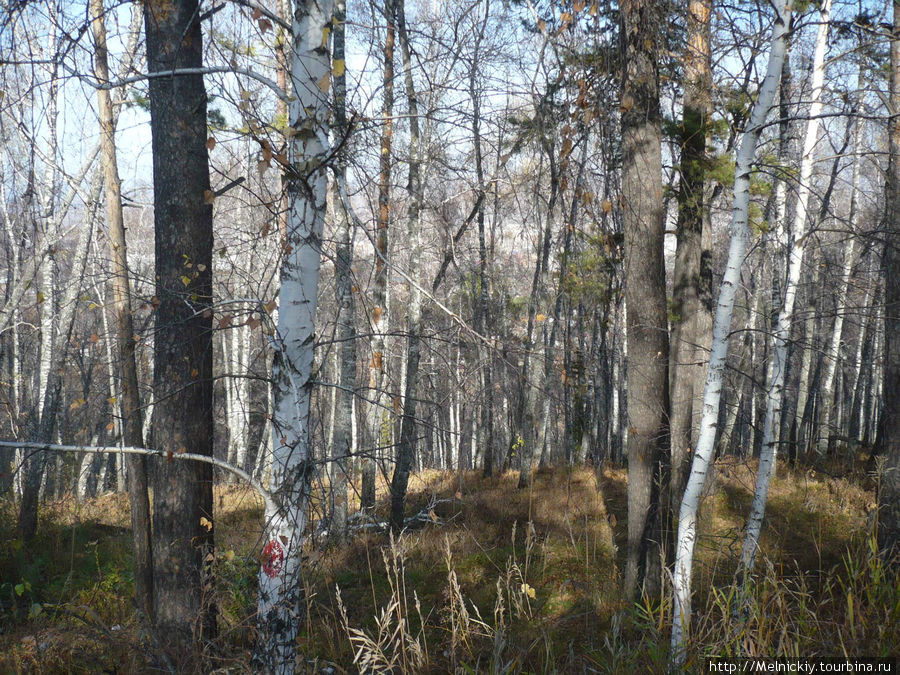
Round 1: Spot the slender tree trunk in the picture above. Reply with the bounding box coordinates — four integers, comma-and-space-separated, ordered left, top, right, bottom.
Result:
850, 265, 876, 443
143, 0, 216, 654
620, 0, 669, 603
390, 0, 425, 531
794, 258, 820, 457
90, 0, 153, 619
469, 2, 494, 478
363, 0, 396, 514
742, 0, 831, 575
330, 0, 354, 542
670, 0, 791, 662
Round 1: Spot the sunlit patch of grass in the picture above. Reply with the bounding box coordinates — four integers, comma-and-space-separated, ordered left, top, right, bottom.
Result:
298, 465, 620, 672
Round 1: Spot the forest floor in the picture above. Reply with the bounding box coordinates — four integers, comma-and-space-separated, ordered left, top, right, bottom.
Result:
0, 457, 897, 673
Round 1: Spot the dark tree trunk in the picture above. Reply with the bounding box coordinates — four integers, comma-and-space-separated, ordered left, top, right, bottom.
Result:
143, 0, 216, 656
878, 0, 900, 563
620, 0, 669, 603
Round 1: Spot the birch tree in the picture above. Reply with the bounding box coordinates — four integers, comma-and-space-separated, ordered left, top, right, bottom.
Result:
671, 0, 793, 662
741, 0, 832, 575
253, 1, 334, 671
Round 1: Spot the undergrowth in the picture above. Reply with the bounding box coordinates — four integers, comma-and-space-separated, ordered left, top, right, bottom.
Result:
0, 461, 897, 673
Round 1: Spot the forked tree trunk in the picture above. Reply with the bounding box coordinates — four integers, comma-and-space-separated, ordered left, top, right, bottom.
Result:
253, 2, 333, 671
670, 0, 791, 663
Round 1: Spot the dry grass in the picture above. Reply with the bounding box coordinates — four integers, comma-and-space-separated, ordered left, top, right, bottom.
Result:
1, 459, 897, 673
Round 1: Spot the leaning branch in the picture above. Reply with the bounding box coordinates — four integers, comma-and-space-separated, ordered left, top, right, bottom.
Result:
0, 440, 274, 510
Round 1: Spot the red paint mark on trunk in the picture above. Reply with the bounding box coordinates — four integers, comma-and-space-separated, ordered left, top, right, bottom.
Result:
262, 539, 284, 578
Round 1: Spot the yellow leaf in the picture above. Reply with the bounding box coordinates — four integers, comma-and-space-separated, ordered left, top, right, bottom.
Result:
589, 3, 598, 16
107, 396, 117, 405
536, 313, 547, 323
88, 302, 97, 310
601, 199, 612, 214
181, 275, 191, 287
36, 291, 45, 304
521, 583, 536, 599
333, 59, 345, 78
69, 398, 85, 411
200, 516, 213, 532
224, 549, 235, 562
320, 25, 330, 48
429, 509, 438, 522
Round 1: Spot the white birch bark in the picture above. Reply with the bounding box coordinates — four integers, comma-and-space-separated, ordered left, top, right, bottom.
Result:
670, 0, 792, 663
741, 0, 831, 574
254, 1, 333, 671
36, 15, 59, 417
